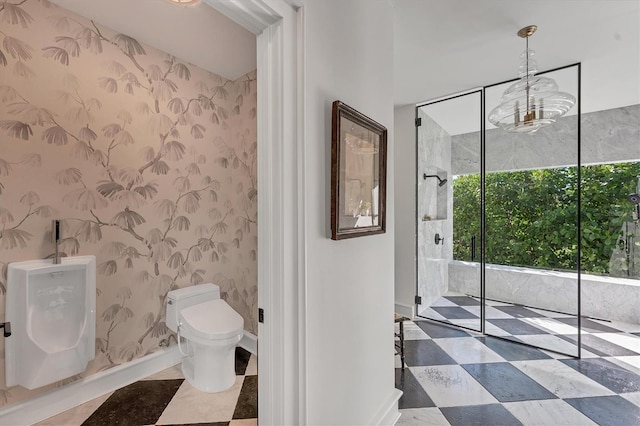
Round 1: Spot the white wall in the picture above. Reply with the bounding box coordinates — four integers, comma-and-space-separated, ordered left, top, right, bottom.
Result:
303, 1, 397, 424
394, 105, 416, 316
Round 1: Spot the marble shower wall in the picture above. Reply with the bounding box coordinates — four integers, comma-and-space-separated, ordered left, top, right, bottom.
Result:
0, 0, 257, 407
416, 110, 453, 307
452, 105, 640, 175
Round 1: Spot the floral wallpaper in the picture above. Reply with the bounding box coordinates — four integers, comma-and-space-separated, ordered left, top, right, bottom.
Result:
0, 0, 257, 406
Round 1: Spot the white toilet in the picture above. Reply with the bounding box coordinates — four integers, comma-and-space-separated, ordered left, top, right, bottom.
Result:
166, 283, 244, 392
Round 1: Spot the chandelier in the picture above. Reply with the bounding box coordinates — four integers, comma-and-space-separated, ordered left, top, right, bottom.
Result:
488, 25, 576, 133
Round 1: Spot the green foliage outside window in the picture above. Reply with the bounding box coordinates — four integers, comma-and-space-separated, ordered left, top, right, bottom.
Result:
452, 162, 640, 275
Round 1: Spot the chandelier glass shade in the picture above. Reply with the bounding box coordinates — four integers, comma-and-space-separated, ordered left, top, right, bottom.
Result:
488, 25, 576, 133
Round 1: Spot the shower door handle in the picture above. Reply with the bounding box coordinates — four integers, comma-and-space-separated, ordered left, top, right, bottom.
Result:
471, 236, 477, 262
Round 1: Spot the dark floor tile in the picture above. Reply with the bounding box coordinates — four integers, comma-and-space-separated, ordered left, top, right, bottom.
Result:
565, 395, 640, 426
444, 295, 481, 306
493, 305, 546, 318
235, 347, 252, 375
487, 319, 546, 335
463, 363, 557, 403
476, 336, 551, 361
415, 320, 471, 339
404, 339, 458, 367
82, 379, 183, 426
440, 404, 523, 426
556, 317, 622, 333
232, 375, 258, 419
431, 306, 479, 320
561, 357, 640, 393
559, 334, 639, 356
162, 423, 230, 426
395, 368, 436, 409
555, 334, 609, 357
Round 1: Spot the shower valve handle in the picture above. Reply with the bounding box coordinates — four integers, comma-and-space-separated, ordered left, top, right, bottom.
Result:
435, 233, 444, 245
0, 322, 11, 338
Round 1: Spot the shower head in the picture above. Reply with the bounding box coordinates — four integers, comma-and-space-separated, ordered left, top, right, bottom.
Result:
628, 193, 640, 205
423, 174, 448, 187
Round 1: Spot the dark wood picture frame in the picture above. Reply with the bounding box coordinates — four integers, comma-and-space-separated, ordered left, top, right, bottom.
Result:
331, 100, 387, 240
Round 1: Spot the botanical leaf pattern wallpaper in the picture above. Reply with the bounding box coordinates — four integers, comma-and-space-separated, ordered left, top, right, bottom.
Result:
0, 0, 257, 406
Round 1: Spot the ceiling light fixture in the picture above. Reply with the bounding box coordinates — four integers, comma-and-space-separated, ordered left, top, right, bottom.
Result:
488, 25, 576, 133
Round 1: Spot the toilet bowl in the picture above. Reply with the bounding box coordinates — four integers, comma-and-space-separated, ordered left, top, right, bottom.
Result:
166, 284, 244, 392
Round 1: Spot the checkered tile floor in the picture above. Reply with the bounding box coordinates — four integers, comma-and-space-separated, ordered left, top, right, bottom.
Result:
418, 294, 633, 357
395, 319, 640, 426
35, 348, 257, 426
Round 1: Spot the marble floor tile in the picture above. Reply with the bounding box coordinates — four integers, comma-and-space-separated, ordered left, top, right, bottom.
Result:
233, 375, 257, 419
565, 395, 640, 426
410, 365, 498, 407
245, 354, 258, 376
606, 355, 640, 376
440, 403, 523, 426
461, 305, 516, 319
404, 339, 458, 367
397, 407, 450, 425
444, 295, 481, 306
462, 363, 557, 403
596, 332, 640, 353
561, 357, 640, 393
34, 392, 113, 426
398, 321, 432, 340
446, 318, 483, 331
396, 368, 436, 409
229, 419, 258, 426
431, 306, 479, 320
556, 317, 623, 333
418, 307, 449, 322
476, 336, 551, 361
487, 319, 547, 335
430, 297, 459, 307
415, 321, 471, 339
513, 334, 580, 356
484, 322, 515, 337
484, 299, 515, 307
83, 379, 184, 426
434, 337, 504, 364
520, 317, 579, 335
503, 399, 597, 426
595, 319, 640, 334
571, 333, 640, 356
511, 359, 615, 398
141, 364, 184, 381
494, 305, 546, 318
156, 376, 244, 424
235, 347, 252, 375
621, 392, 640, 408
528, 307, 576, 318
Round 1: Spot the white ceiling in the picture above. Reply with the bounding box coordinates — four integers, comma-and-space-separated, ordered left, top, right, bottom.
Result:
50, 0, 256, 81
393, 0, 640, 114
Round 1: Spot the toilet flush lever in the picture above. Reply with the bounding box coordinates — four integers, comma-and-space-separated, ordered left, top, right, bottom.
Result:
0, 322, 11, 337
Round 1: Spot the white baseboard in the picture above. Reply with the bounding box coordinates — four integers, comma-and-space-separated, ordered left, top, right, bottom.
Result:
0, 347, 181, 426
239, 330, 258, 355
370, 388, 402, 425
394, 302, 414, 319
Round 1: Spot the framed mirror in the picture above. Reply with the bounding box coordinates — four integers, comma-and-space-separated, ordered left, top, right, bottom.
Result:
331, 100, 387, 240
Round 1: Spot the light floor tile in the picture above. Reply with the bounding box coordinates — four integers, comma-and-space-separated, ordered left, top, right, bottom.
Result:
397, 407, 450, 425
400, 321, 431, 340
621, 392, 640, 408
229, 418, 258, 426
595, 333, 640, 353
484, 322, 514, 337
430, 297, 458, 307
34, 392, 113, 426
592, 319, 640, 334
460, 305, 516, 319
606, 356, 640, 376
435, 337, 504, 364
511, 359, 615, 398
410, 365, 498, 407
484, 299, 514, 307
504, 399, 597, 425
528, 308, 577, 319
446, 319, 483, 331
245, 355, 258, 376
515, 334, 580, 356
521, 317, 579, 335
418, 307, 448, 322
141, 364, 184, 380
156, 376, 244, 424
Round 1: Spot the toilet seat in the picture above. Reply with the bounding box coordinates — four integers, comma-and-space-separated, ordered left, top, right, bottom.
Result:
179, 299, 244, 340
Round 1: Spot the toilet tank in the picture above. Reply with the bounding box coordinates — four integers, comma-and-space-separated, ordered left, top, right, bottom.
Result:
166, 283, 220, 332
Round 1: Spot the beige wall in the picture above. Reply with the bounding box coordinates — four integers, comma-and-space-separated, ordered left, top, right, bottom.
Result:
0, 0, 256, 406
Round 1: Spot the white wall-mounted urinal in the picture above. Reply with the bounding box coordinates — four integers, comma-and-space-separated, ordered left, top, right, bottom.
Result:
5, 255, 96, 389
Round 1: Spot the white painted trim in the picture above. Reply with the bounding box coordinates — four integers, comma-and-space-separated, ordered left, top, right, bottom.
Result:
0, 347, 181, 426
203, 0, 280, 35
369, 389, 402, 425
394, 302, 414, 319
240, 331, 258, 355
